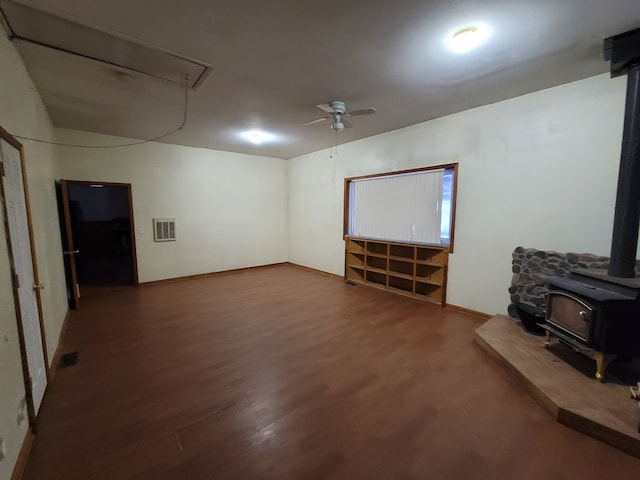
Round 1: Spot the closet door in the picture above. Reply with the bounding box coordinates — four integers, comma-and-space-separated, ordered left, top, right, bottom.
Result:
1, 136, 47, 420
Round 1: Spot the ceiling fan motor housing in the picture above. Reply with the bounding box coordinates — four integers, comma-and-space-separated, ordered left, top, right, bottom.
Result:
330, 101, 346, 114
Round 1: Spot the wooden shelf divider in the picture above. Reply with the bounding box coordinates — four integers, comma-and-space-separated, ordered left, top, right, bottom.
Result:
344, 237, 448, 306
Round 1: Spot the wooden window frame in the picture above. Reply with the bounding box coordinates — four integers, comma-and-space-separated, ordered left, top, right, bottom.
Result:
343, 163, 459, 253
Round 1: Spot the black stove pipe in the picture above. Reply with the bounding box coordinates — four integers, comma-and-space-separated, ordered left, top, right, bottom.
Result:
608, 64, 640, 278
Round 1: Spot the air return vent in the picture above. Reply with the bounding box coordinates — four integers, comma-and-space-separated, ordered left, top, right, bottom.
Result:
0, 0, 212, 88
153, 218, 176, 242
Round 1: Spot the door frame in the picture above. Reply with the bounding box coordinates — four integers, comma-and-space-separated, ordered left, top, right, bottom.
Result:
0, 125, 48, 430
60, 179, 139, 289
59, 179, 82, 308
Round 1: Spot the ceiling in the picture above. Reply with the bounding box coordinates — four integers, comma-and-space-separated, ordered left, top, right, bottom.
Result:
1, 0, 639, 159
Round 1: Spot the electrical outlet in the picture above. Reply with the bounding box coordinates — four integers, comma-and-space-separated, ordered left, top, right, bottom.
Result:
0, 435, 6, 462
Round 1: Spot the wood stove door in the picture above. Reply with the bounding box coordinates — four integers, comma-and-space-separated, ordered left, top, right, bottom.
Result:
546, 291, 593, 342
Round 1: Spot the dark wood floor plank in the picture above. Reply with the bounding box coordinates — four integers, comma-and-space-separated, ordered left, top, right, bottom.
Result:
23, 265, 640, 479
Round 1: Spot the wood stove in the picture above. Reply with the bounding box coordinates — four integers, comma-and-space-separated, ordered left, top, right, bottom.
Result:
542, 27, 640, 381
545, 270, 640, 380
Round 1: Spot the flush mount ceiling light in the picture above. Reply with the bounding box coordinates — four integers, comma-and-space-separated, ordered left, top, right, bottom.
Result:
447, 24, 491, 53
239, 130, 277, 145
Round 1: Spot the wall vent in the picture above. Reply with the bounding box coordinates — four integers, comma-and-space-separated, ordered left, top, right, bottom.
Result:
0, 1, 213, 88
153, 218, 176, 242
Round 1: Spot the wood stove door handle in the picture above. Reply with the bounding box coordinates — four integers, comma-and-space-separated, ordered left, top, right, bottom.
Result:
579, 310, 589, 321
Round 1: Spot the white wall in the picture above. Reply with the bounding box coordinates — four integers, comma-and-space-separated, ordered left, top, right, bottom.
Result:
288, 73, 629, 315
57, 129, 289, 282
0, 33, 67, 480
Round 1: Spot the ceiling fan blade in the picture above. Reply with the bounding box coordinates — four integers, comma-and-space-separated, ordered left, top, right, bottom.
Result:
316, 103, 335, 113
346, 107, 376, 117
342, 118, 354, 128
302, 117, 329, 126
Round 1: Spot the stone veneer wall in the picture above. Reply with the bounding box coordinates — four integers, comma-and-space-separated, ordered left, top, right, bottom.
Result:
507, 247, 610, 318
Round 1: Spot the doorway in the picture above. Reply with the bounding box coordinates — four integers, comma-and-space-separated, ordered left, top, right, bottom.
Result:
58, 180, 138, 305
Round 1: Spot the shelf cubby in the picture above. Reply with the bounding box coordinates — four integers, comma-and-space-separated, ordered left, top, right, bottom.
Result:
367, 255, 388, 272
389, 244, 414, 259
389, 259, 414, 278
366, 270, 387, 287
347, 251, 365, 268
416, 263, 444, 285
389, 275, 413, 292
366, 241, 388, 257
346, 265, 365, 282
348, 239, 366, 254
415, 281, 443, 303
416, 248, 447, 265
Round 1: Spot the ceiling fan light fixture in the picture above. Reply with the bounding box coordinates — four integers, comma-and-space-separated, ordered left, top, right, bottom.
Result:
447, 24, 491, 53
303, 100, 375, 132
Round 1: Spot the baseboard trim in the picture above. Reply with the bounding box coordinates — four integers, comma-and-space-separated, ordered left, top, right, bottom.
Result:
286, 262, 342, 279
140, 263, 288, 287
445, 303, 492, 320
48, 310, 71, 382
10, 428, 34, 480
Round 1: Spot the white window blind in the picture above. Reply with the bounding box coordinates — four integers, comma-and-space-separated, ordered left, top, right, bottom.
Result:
349, 169, 444, 244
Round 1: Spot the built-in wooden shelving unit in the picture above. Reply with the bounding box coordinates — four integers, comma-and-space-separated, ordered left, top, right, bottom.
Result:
345, 237, 448, 306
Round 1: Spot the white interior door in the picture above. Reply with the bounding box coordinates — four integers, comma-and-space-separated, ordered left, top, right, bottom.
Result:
0, 138, 47, 414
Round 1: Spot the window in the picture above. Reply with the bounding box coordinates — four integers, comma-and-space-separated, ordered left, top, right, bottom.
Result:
440, 168, 454, 243
344, 164, 457, 249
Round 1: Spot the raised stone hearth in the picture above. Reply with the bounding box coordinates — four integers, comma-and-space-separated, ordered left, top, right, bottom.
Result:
475, 315, 640, 458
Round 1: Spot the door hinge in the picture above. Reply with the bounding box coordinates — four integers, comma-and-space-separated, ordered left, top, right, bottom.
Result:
0, 159, 4, 177
14, 272, 20, 286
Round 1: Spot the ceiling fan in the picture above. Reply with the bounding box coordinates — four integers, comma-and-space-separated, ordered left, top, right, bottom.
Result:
303, 101, 376, 132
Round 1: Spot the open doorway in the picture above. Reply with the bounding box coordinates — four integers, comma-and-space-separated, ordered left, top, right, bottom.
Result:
58, 180, 138, 305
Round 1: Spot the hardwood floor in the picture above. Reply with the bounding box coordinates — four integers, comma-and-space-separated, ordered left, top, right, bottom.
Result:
24, 265, 640, 479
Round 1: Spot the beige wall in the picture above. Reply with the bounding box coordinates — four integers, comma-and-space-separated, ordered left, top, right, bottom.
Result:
0, 33, 67, 480
288, 73, 628, 315
56, 129, 289, 282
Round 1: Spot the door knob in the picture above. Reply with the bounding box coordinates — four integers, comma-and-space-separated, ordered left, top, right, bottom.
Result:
63, 250, 80, 255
